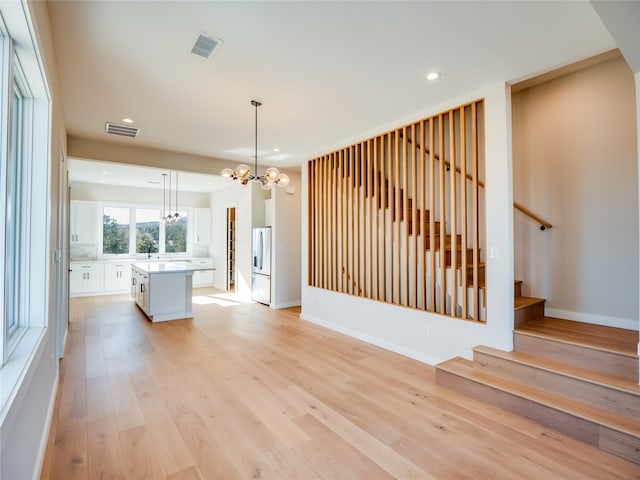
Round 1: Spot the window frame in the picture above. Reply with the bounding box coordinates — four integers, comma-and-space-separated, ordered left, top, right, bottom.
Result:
0, 0, 52, 384
98, 202, 193, 259
4, 65, 29, 355
1, 30, 40, 364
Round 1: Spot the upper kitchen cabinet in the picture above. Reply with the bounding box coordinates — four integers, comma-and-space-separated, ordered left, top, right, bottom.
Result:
194, 208, 211, 245
70, 201, 97, 244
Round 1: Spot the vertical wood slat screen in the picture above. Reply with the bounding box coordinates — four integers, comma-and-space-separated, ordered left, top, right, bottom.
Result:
308, 99, 485, 321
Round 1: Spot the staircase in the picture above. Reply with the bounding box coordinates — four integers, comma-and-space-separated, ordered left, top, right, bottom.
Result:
366, 176, 486, 319
435, 282, 640, 464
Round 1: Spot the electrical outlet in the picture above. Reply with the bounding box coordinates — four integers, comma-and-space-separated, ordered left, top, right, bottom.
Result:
423, 325, 431, 336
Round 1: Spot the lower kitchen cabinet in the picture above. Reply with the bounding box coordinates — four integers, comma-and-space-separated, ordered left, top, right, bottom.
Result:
70, 262, 104, 295
192, 258, 214, 286
104, 262, 132, 292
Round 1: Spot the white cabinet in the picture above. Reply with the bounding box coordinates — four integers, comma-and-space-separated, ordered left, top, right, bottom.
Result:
70, 262, 104, 295
131, 264, 191, 322
70, 202, 97, 244
104, 262, 132, 292
194, 208, 211, 245
192, 258, 214, 286
130, 267, 149, 311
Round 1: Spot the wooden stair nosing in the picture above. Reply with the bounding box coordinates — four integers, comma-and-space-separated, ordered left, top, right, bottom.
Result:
513, 331, 639, 383
436, 357, 640, 440
514, 296, 545, 310
473, 345, 640, 396
473, 345, 640, 420
514, 327, 638, 359
516, 316, 638, 354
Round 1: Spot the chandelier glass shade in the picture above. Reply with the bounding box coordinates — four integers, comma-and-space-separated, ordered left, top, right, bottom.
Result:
221, 100, 289, 190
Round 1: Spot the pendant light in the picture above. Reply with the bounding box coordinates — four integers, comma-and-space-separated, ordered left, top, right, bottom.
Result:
161, 171, 181, 224
221, 100, 289, 190
161, 173, 168, 223
171, 171, 180, 224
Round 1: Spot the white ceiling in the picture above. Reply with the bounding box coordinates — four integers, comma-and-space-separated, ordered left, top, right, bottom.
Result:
69, 158, 228, 193
48, 1, 618, 172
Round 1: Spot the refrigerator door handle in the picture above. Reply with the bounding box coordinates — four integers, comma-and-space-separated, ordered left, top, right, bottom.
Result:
259, 231, 263, 271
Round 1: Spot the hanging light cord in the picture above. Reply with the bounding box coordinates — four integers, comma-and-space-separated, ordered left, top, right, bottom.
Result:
253, 99, 260, 178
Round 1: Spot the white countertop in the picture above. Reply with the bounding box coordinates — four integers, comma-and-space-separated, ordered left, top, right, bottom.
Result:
132, 261, 215, 274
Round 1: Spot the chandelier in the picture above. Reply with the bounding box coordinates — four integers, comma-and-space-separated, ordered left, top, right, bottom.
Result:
221, 100, 289, 190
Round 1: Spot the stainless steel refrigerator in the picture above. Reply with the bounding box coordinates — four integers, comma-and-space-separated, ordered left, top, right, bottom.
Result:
251, 227, 271, 305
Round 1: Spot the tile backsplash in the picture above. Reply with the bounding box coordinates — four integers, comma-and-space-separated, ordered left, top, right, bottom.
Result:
192, 244, 210, 258
70, 243, 98, 261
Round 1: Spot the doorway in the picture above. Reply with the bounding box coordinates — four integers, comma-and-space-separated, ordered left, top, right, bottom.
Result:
225, 206, 236, 291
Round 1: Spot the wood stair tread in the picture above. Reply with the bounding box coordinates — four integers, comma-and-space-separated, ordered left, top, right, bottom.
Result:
514, 296, 545, 310
437, 357, 640, 438
516, 317, 638, 357
473, 345, 640, 395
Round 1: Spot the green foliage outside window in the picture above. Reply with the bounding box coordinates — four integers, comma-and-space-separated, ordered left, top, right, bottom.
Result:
103, 214, 129, 254
165, 216, 187, 253
136, 222, 159, 254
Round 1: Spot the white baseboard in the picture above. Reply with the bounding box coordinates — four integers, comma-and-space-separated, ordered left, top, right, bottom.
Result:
271, 300, 301, 309
545, 308, 638, 331
33, 371, 59, 480
300, 313, 442, 366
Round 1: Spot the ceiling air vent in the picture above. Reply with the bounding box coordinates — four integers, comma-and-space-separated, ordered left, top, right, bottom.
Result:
105, 122, 140, 138
191, 33, 223, 59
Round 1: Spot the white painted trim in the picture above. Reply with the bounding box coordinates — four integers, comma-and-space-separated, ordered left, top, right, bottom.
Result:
32, 372, 58, 480
271, 300, 301, 309
545, 307, 639, 331
300, 313, 443, 366
0, 328, 46, 426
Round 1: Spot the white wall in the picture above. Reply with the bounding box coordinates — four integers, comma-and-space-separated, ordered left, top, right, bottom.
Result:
512, 56, 639, 330
70, 181, 210, 207
301, 82, 514, 364
272, 173, 302, 308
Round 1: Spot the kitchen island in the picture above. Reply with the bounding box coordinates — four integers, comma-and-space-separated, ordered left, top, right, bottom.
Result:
131, 261, 215, 322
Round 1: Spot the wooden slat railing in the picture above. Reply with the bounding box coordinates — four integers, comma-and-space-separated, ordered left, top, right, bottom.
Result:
308, 99, 486, 321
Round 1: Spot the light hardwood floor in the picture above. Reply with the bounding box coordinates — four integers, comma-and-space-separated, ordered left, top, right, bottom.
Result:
41, 288, 640, 479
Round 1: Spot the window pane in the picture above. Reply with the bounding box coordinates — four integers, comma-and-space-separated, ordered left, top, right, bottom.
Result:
6, 89, 23, 332
103, 207, 130, 254
165, 211, 187, 253
136, 208, 159, 254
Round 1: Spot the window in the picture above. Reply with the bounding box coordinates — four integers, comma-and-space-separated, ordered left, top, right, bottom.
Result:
103, 206, 130, 254
136, 208, 159, 254
0, 1, 52, 370
100, 205, 191, 256
165, 210, 187, 253
4, 75, 25, 348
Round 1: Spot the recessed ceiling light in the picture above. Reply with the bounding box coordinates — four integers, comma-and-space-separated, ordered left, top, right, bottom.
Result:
100, 179, 106, 183
426, 72, 441, 81
207, 182, 212, 185
273, 148, 280, 152
122, 118, 134, 123
100, 170, 108, 175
